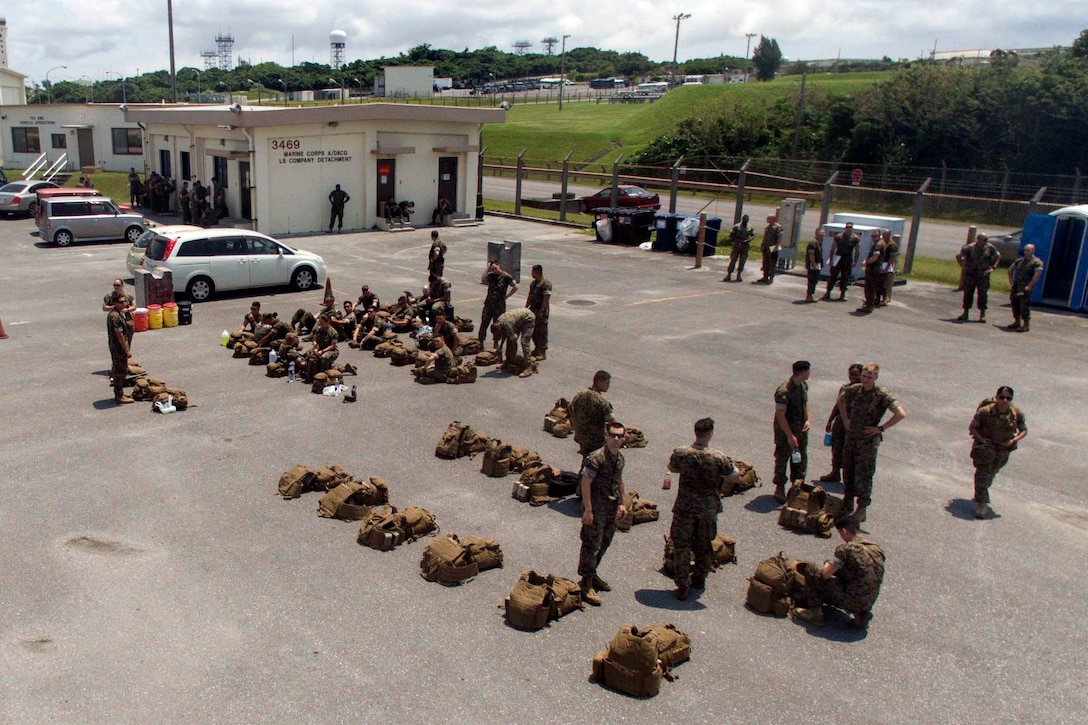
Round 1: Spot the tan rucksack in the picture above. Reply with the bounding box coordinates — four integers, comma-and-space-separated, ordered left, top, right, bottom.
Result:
746, 552, 796, 616
662, 533, 737, 575
358, 506, 405, 551
622, 426, 648, 448
592, 625, 664, 697
400, 506, 438, 542
644, 623, 692, 678
316, 477, 389, 520
481, 440, 513, 477
616, 491, 659, 532
458, 338, 481, 356
778, 482, 842, 537
504, 570, 554, 631
420, 534, 479, 586
461, 536, 503, 571
723, 459, 760, 496
508, 447, 542, 473
277, 464, 316, 499
445, 363, 478, 384
453, 315, 475, 332
547, 575, 584, 619
474, 349, 499, 366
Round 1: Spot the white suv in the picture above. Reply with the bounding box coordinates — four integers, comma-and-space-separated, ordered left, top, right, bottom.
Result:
141, 228, 327, 302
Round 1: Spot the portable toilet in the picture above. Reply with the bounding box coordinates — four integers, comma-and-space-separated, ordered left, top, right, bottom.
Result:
817, 222, 881, 281
1021, 206, 1088, 311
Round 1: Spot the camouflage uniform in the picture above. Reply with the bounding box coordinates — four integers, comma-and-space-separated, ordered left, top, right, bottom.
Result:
863, 238, 887, 309
526, 276, 552, 357
306, 325, 339, 375
104, 292, 135, 345
290, 308, 317, 334
497, 307, 535, 364
667, 444, 735, 588
428, 345, 456, 383
760, 222, 784, 282
726, 221, 755, 278
773, 378, 809, 486
428, 238, 447, 277
577, 447, 625, 580
828, 382, 851, 475
826, 232, 859, 294
960, 241, 1001, 313
805, 239, 822, 299
570, 388, 614, 458
478, 270, 515, 346
107, 309, 129, 397
1009, 255, 1044, 326
804, 537, 886, 615
882, 238, 899, 303
432, 319, 460, 351
427, 277, 452, 322
840, 383, 901, 508
970, 403, 1026, 504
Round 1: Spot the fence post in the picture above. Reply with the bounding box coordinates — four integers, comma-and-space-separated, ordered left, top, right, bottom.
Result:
902, 177, 931, 276
694, 212, 707, 269
937, 160, 947, 214
669, 155, 685, 214
1000, 164, 1010, 201
734, 158, 751, 224
559, 150, 573, 222
514, 148, 526, 216
476, 145, 486, 220
1027, 186, 1048, 217
609, 155, 624, 208
819, 170, 839, 226
1074, 168, 1082, 205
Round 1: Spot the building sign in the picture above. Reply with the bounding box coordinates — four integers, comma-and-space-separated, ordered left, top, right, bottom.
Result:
19, 115, 56, 126
270, 137, 353, 166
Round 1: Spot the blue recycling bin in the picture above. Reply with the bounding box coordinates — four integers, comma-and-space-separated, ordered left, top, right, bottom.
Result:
654, 212, 684, 252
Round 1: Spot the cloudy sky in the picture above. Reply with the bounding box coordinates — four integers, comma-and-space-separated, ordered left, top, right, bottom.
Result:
5, 1, 1080, 84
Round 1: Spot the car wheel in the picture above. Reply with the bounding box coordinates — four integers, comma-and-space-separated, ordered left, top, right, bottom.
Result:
28, 202, 38, 216
125, 225, 144, 243
187, 276, 214, 302
292, 266, 316, 291
54, 230, 74, 246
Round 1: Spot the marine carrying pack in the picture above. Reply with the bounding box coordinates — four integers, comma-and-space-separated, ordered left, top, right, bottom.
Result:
746, 552, 796, 617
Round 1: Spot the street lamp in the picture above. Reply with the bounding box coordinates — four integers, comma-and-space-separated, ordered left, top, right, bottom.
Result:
106, 71, 126, 104
45, 65, 67, 104
246, 78, 263, 106
557, 34, 571, 112
277, 78, 288, 104
328, 77, 343, 104
671, 13, 691, 85
189, 68, 202, 102
80, 75, 95, 103
745, 33, 757, 81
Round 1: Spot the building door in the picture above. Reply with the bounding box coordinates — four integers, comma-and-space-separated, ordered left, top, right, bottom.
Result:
239, 161, 252, 219
438, 156, 458, 211
159, 149, 172, 179
76, 129, 94, 170
376, 158, 395, 215
1041, 216, 1087, 307
180, 151, 191, 181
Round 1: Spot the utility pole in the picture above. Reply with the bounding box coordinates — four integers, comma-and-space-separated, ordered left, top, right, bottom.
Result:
672, 13, 691, 84
558, 34, 571, 112
745, 32, 757, 81
167, 0, 178, 102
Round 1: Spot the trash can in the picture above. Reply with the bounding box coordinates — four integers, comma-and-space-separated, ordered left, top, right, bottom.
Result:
590, 208, 615, 243
487, 240, 522, 281
613, 209, 655, 246
677, 216, 723, 256
653, 212, 684, 252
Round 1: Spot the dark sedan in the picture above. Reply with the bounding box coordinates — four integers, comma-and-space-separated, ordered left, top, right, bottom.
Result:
581, 185, 661, 213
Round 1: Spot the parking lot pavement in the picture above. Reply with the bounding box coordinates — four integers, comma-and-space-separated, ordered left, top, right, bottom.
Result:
1, 215, 1086, 722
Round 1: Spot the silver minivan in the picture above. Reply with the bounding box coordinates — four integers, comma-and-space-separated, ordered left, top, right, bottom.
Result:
39, 196, 148, 246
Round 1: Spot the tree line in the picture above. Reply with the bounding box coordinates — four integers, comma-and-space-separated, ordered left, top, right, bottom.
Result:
632, 36, 1088, 176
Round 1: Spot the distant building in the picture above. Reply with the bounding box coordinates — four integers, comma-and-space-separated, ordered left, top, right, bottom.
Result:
376, 66, 434, 99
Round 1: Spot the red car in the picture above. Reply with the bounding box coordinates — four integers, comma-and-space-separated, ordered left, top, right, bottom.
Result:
581, 185, 661, 213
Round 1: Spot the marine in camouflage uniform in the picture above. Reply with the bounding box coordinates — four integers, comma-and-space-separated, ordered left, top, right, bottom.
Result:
957, 233, 1001, 322
820, 364, 863, 484
724, 214, 755, 281
577, 423, 627, 606
302, 316, 339, 379
570, 371, 614, 459
772, 362, 811, 501
804, 230, 823, 303
1007, 244, 1044, 332
106, 293, 134, 404
493, 307, 535, 367
667, 418, 737, 599
478, 260, 518, 346
823, 224, 860, 300
102, 281, 135, 346
795, 515, 885, 629
860, 230, 887, 312
837, 364, 906, 521
758, 215, 784, 283
525, 264, 552, 360
969, 386, 1027, 518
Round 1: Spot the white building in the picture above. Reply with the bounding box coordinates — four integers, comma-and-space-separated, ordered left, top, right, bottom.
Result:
125, 103, 504, 235
376, 66, 435, 98
0, 104, 142, 172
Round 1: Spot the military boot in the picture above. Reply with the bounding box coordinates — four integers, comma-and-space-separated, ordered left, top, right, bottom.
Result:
819, 469, 840, 483
114, 391, 135, 405
854, 505, 867, 522
820, 292, 832, 301
956, 310, 969, 321
674, 583, 690, 601
790, 606, 825, 626
852, 610, 873, 630
804, 294, 816, 304
580, 578, 602, 607
979, 311, 987, 323
591, 574, 611, 592
1006, 318, 1021, 330
842, 495, 855, 514
1020, 321, 1030, 332
975, 501, 989, 519
773, 483, 787, 504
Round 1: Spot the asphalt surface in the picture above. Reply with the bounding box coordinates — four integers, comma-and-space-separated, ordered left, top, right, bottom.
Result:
1, 213, 1085, 723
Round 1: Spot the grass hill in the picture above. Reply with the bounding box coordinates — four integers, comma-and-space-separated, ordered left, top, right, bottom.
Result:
482, 71, 894, 163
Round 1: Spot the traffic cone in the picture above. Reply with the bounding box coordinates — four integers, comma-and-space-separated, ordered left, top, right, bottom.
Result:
322, 277, 335, 307
0, 310, 8, 340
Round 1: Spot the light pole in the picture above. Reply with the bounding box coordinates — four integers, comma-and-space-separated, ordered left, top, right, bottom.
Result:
189, 68, 201, 101
45, 65, 67, 104
557, 34, 571, 112
106, 71, 126, 103
277, 78, 287, 104
329, 77, 343, 104
80, 75, 95, 103
745, 32, 757, 81
671, 13, 691, 85
246, 79, 263, 106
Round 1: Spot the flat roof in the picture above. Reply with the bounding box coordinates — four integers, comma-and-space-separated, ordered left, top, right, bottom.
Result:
124, 103, 504, 127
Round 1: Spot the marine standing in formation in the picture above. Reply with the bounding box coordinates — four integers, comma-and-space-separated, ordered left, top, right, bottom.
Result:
577, 420, 628, 607
859, 229, 887, 313
968, 386, 1027, 519
723, 214, 755, 282
836, 363, 907, 522
823, 222, 860, 301
667, 418, 738, 601
757, 214, 783, 284
772, 361, 811, 503
957, 232, 1001, 323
